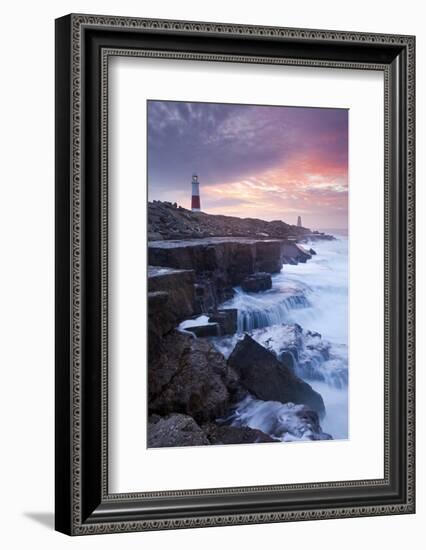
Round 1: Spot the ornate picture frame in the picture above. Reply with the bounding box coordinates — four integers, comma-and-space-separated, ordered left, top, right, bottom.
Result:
55, 14, 415, 535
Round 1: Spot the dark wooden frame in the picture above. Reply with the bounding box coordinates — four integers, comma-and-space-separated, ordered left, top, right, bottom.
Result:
55, 13, 415, 535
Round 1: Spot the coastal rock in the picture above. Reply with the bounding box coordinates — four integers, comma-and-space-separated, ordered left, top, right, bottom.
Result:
148, 200, 310, 241
148, 331, 239, 422
279, 351, 296, 372
148, 238, 259, 284
147, 231, 164, 241
227, 334, 325, 416
208, 308, 238, 335
148, 237, 284, 309
255, 240, 283, 273
148, 267, 197, 358
246, 324, 347, 388
281, 242, 312, 264
202, 422, 276, 444
148, 266, 196, 328
193, 278, 235, 313
241, 272, 272, 293
148, 291, 175, 345
301, 232, 335, 242
148, 239, 251, 308
148, 290, 169, 308
147, 414, 209, 448
185, 322, 220, 338
147, 201, 333, 248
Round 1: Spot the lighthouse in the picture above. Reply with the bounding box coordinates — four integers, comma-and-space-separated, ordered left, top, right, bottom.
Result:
191, 173, 201, 212
297, 215, 302, 227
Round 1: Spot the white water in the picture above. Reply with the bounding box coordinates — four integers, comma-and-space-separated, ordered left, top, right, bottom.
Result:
225, 395, 332, 442
228, 289, 311, 333
179, 314, 213, 329
215, 236, 349, 441
274, 238, 348, 345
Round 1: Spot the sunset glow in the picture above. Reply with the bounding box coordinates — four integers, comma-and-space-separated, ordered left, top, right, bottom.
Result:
148, 101, 348, 230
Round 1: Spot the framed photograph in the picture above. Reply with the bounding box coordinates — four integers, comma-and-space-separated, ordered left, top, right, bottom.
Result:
55, 14, 415, 535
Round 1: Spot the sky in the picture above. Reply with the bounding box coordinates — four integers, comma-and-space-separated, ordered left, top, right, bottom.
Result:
147, 100, 348, 230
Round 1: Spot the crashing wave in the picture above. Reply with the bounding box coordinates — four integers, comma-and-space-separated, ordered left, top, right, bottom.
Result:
224, 394, 332, 441
221, 286, 311, 332
211, 323, 347, 389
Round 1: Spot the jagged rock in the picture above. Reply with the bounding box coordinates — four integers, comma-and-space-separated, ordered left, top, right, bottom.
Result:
185, 322, 220, 337
147, 232, 164, 241
148, 331, 239, 422
194, 281, 213, 313
281, 242, 311, 264
147, 291, 175, 354
148, 239, 256, 283
147, 414, 209, 448
309, 248, 317, 255
148, 200, 310, 241
147, 201, 334, 244
148, 266, 196, 326
148, 238, 284, 309
148, 291, 171, 327
255, 240, 283, 273
245, 324, 347, 389
227, 335, 325, 417
202, 422, 276, 444
148, 290, 169, 308
147, 267, 197, 359
279, 351, 296, 372
208, 309, 238, 335
241, 272, 272, 293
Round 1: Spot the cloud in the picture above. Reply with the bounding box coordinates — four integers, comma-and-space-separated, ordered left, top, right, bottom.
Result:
147, 100, 348, 229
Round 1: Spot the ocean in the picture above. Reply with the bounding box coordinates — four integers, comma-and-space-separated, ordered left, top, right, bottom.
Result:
213, 235, 349, 442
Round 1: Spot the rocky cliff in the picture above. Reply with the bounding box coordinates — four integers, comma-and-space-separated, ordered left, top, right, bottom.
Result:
147, 330, 330, 447
148, 237, 285, 310
228, 334, 325, 417
146, 201, 336, 447
148, 200, 330, 241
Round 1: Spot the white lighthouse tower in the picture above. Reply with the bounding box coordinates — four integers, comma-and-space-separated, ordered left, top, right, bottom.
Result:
191, 173, 201, 212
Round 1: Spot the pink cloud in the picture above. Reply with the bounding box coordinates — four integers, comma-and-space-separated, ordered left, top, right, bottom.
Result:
202, 153, 348, 229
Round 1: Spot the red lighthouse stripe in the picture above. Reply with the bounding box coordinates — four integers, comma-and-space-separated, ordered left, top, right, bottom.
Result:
191, 195, 200, 209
